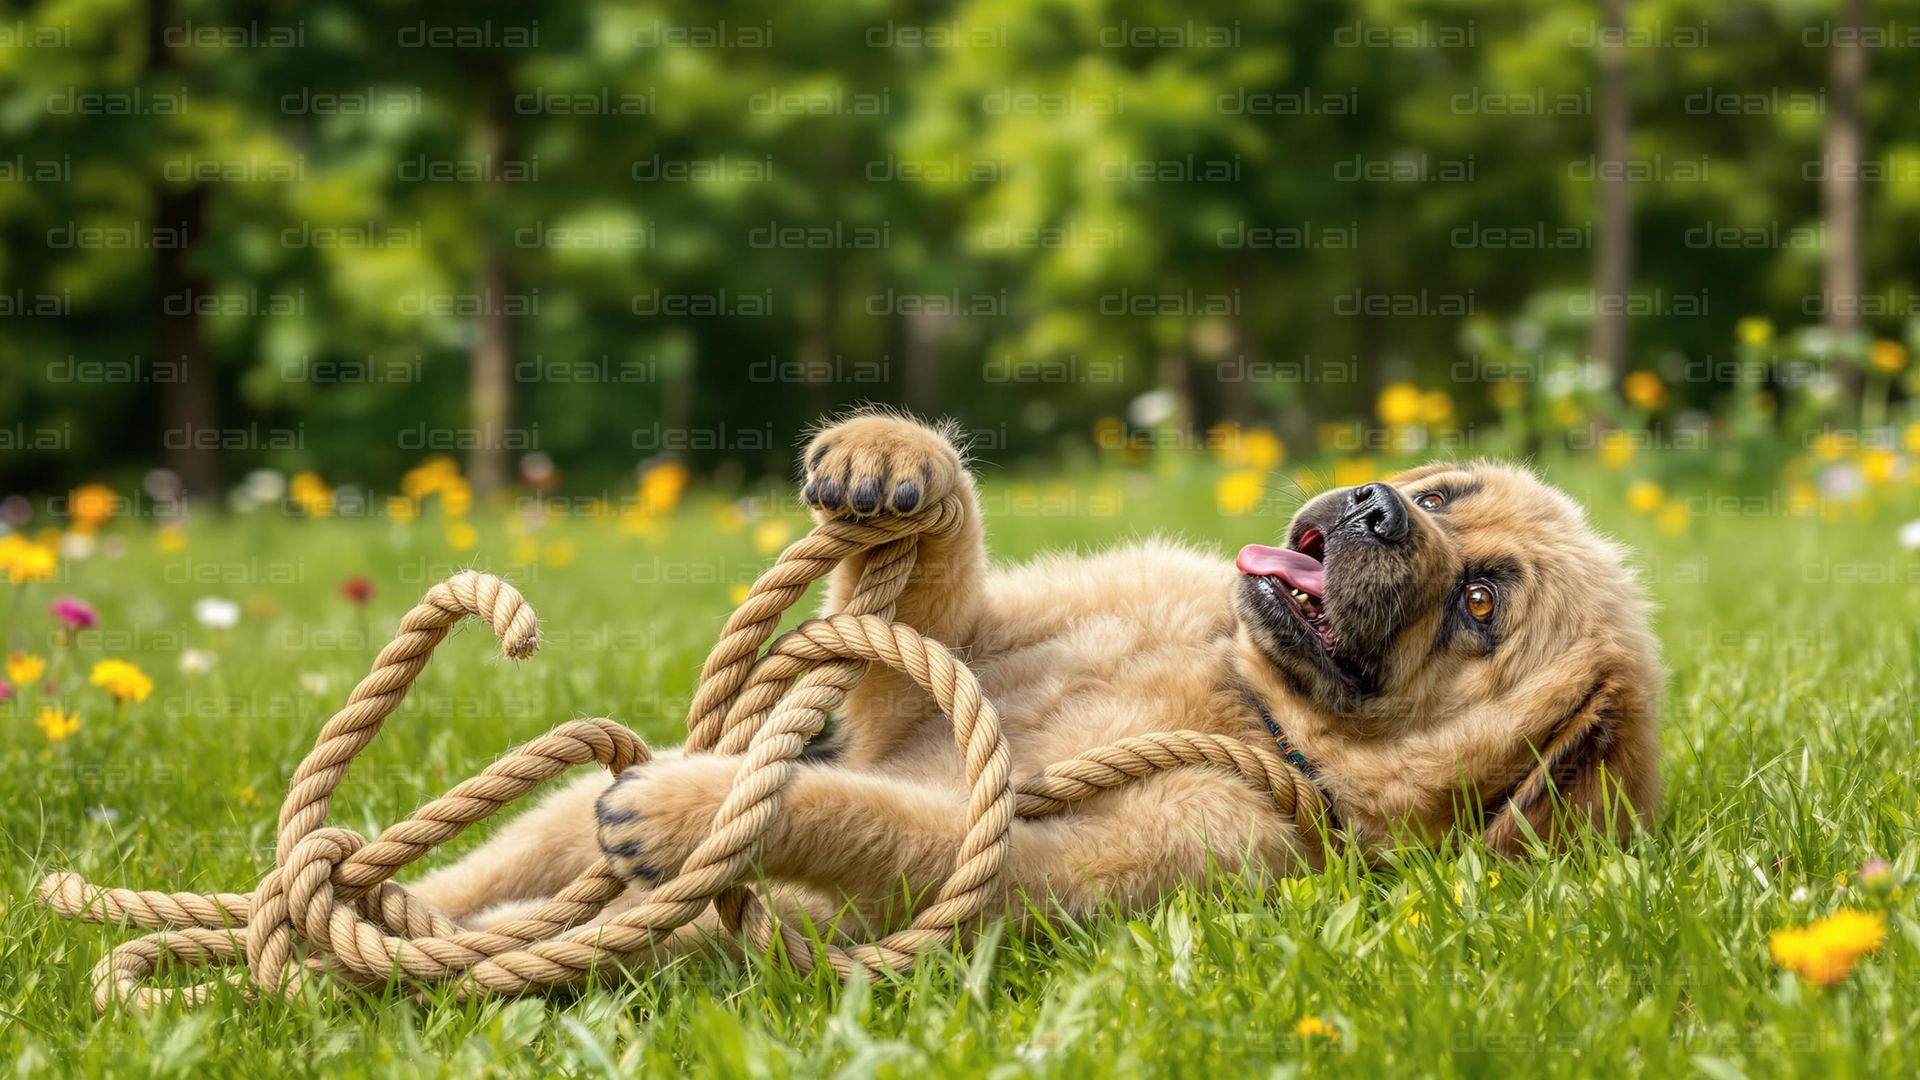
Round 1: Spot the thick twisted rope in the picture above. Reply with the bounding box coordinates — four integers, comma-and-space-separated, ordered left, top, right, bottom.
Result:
37, 500, 1332, 1010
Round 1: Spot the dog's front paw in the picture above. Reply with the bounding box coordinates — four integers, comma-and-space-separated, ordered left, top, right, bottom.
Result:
593, 755, 739, 887
802, 412, 963, 518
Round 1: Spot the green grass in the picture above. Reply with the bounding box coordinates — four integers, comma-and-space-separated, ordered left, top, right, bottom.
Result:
4, 462, 1918, 1078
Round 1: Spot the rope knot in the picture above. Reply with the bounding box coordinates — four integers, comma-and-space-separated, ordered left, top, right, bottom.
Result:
283, 828, 367, 943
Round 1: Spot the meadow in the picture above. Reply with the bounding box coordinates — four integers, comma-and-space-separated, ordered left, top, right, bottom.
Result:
3, 456, 1917, 1078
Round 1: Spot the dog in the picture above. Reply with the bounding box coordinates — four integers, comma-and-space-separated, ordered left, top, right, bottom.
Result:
407, 411, 1661, 941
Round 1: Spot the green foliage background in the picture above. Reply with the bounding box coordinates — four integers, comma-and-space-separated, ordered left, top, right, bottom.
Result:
5, 1, 1917, 492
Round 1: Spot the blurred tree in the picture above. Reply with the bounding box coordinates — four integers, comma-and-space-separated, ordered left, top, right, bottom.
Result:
1587, 0, 1632, 376
147, 0, 221, 497
1821, 0, 1865, 345
2, 0, 1916, 495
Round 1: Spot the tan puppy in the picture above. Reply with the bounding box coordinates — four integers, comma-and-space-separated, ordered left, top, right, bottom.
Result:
407, 412, 1661, 938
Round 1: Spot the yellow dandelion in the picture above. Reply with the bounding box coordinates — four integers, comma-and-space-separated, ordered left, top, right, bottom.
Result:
1622, 370, 1668, 410
1869, 339, 1907, 373
1216, 470, 1265, 516
1332, 458, 1377, 488
89, 659, 153, 704
1736, 317, 1773, 346
753, 520, 793, 556
289, 471, 334, 516
401, 455, 464, 499
236, 784, 259, 807
639, 463, 690, 515
1771, 909, 1886, 986
1904, 421, 1920, 453
69, 484, 117, 528
1551, 399, 1584, 428
1294, 1015, 1339, 1043
1406, 909, 1428, 928
1626, 480, 1665, 514
0, 533, 59, 585
1238, 428, 1285, 470
446, 521, 478, 550
1419, 390, 1455, 427
439, 479, 473, 518
544, 540, 577, 568
728, 583, 752, 606
1656, 499, 1690, 536
1486, 870, 1501, 889
1376, 383, 1424, 427
7, 653, 46, 685
1598, 430, 1635, 469
155, 523, 188, 552
1861, 449, 1898, 486
35, 704, 80, 742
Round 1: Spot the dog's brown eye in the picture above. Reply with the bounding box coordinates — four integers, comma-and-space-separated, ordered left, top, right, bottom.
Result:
1415, 491, 1446, 511
1464, 582, 1497, 621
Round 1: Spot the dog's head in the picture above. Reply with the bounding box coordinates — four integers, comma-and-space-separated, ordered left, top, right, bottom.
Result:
1231, 460, 1661, 853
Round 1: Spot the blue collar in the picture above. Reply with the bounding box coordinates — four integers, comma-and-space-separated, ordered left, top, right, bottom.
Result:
1258, 703, 1320, 780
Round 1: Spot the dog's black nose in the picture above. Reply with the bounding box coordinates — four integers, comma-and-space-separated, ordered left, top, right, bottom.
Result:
1346, 482, 1410, 544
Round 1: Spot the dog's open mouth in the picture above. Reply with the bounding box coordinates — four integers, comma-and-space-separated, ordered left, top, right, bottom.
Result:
1236, 527, 1334, 655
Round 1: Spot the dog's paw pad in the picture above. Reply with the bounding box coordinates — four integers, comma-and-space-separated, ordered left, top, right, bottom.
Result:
594, 777, 665, 886
802, 415, 961, 519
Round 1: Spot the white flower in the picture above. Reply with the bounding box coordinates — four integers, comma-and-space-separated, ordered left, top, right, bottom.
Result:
193, 596, 241, 629
300, 672, 331, 696
1818, 463, 1864, 498
1899, 519, 1920, 553
244, 468, 287, 502
60, 531, 97, 560
179, 649, 216, 675
1127, 388, 1179, 427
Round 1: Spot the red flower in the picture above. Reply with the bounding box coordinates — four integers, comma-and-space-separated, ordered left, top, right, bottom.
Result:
340, 577, 376, 606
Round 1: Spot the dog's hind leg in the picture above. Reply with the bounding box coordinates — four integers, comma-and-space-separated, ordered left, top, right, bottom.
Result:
403, 770, 614, 921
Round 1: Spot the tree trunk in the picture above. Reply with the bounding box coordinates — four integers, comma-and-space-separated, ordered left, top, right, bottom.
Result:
148, 0, 221, 499
804, 265, 843, 417
1156, 349, 1193, 437
1587, 0, 1633, 376
1823, 0, 1867, 340
901, 308, 947, 414
1211, 260, 1262, 426
154, 185, 221, 499
467, 107, 513, 496
468, 242, 512, 496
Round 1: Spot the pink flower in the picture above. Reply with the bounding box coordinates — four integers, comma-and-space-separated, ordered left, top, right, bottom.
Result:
0, 681, 13, 702
1857, 858, 1901, 901
49, 596, 98, 630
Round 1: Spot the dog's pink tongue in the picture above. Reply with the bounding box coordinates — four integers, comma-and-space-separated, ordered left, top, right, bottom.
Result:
1236, 544, 1325, 597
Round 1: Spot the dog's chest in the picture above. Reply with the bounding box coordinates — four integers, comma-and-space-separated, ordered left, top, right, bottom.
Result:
958, 544, 1243, 768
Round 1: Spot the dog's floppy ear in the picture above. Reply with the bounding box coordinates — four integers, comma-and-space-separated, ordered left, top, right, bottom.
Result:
1481, 674, 1660, 856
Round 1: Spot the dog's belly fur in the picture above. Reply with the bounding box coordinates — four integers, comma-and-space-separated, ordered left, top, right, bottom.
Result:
855, 539, 1253, 788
